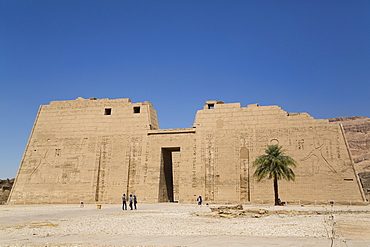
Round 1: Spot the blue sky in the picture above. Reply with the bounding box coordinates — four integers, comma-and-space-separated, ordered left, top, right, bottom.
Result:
1, 0, 369, 179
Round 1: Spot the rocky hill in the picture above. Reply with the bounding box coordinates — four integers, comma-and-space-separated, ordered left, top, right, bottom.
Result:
329, 116, 370, 173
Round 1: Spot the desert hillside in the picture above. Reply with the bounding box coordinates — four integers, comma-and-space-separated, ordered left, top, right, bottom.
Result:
329, 116, 370, 173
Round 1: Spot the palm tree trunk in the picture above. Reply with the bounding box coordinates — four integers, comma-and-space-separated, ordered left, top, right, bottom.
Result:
273, 174, 279, 205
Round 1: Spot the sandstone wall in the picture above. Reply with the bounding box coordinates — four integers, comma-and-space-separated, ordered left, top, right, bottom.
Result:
8, 98, 366, 205
193, 101, 365, 204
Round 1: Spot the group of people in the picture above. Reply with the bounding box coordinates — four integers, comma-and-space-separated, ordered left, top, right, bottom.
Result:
122, 194, 203, 208
122, 194, 137, 210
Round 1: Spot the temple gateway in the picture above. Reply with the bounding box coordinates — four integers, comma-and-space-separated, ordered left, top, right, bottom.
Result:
8, 98, 366, 205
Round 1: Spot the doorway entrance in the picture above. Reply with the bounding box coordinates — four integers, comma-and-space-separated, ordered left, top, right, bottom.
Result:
159, 147, 180, 202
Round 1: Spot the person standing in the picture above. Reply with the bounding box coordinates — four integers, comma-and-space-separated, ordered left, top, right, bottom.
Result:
129, 194, 133, 210
122, 194, 127, 210
134, 195, 137, 210
197, 195, 202, 205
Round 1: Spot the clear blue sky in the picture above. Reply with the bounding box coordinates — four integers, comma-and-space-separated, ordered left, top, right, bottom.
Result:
1, 1, 369, 179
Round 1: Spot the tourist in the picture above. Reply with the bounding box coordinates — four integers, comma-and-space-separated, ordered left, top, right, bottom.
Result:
122, 194, 127, 210
278, 198, 285, 206
134, 195, 137, 210
129, 194, 133, 210
197, 195, 202, 205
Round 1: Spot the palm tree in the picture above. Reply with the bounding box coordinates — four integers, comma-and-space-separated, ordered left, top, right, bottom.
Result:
253, 145, 297, 205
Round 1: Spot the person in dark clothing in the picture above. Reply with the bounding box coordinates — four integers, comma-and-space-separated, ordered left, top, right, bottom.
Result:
122, 194, 127, 210
129, 194, 133, 210
197, 195, 202, 205
134, 195, 137, 210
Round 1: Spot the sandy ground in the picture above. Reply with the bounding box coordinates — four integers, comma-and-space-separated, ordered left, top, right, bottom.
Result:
0, 203, 369, 246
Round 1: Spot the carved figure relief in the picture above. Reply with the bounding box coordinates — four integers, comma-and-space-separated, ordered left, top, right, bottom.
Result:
301, 140, 337, 174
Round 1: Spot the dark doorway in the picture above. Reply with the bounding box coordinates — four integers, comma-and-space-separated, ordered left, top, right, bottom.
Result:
159, 147, 180, 202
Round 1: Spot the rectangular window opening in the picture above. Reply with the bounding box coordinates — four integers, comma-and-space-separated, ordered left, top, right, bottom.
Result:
104, 108, 112, 115
133, 106, 141, 114
208, 104, 214, 109
343, 178, 354, 181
